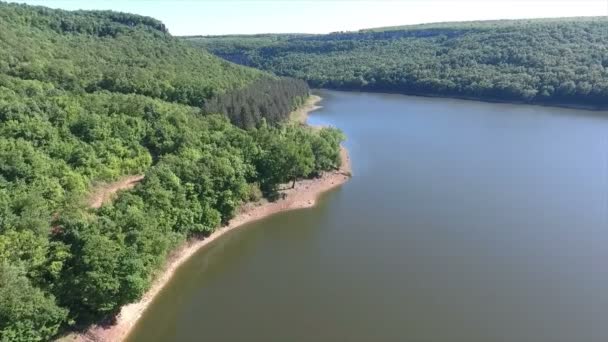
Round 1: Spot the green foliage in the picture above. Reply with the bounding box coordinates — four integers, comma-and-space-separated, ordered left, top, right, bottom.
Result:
0, 2, 261, 107
313, 128, 345, 172
0, 263, 68, 342
203, 77, 309, 128
0, 2, 339, 340
47, 117, 342, 324
252, 124, 343, 193
0, 2, 308, 124
192, 17, 608, 107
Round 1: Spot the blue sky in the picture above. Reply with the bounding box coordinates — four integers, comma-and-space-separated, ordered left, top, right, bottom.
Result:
15, 0, 608, 36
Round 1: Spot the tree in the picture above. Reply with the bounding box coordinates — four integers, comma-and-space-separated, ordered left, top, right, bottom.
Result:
0, 263, 68, 342
193, 17, 608, 107
0, 3, 341, 338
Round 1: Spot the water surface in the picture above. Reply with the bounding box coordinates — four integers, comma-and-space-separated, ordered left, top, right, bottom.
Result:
128, 91, 608, 342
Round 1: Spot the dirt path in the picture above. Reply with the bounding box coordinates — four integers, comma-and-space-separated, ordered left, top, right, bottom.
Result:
87, 175, 145, 209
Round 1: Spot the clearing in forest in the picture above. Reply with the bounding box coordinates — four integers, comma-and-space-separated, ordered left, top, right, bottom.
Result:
87, 175, 145, 208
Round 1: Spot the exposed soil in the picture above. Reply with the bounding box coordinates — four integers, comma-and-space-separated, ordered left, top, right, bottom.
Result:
87, 175, 145, 209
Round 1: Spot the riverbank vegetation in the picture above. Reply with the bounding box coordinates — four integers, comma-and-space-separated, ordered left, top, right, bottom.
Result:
0, 3, 343, 340
190, 17, 608, 107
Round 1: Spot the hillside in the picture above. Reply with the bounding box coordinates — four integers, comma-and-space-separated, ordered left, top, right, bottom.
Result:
190, 17, 608, 108
0, 2, 310, 127
0, 3, 343, 340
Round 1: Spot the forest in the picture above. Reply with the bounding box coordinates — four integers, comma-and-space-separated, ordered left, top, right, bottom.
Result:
0, 3, 343, 341
190, 17, 608, 107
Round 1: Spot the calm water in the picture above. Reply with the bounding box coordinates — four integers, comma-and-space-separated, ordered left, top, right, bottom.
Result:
127, 91, 608, 342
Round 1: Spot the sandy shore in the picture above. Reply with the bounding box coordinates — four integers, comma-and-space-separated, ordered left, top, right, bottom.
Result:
63, 97, 351, 342
291, 94, 322, 123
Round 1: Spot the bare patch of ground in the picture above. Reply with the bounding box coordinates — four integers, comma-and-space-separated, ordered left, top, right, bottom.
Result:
87, 175, 145, 209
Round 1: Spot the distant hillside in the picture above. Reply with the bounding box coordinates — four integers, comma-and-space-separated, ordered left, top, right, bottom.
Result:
359, 16, 605, 32
0, 3, 342, 340
190, 17, 608, 108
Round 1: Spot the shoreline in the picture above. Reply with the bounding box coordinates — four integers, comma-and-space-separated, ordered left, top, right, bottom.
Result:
317, 87, 608, 112
65, 96, 351, 342
291, 94, 323, 123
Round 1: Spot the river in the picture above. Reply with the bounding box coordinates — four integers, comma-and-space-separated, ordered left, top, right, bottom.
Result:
127, 90, 608, 342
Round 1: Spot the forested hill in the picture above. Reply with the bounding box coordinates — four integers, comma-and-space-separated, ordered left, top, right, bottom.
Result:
0, 3, 343, 340
0, 2, 309, 127
189, 17, 608, 108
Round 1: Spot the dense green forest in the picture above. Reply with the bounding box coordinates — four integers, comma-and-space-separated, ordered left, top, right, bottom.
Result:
0, 2, 309, 125
190, 17, 608, 107
0, 3, 343, 341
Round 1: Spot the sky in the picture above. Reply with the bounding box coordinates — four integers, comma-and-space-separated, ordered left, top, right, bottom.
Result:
15, 0, 608, 36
